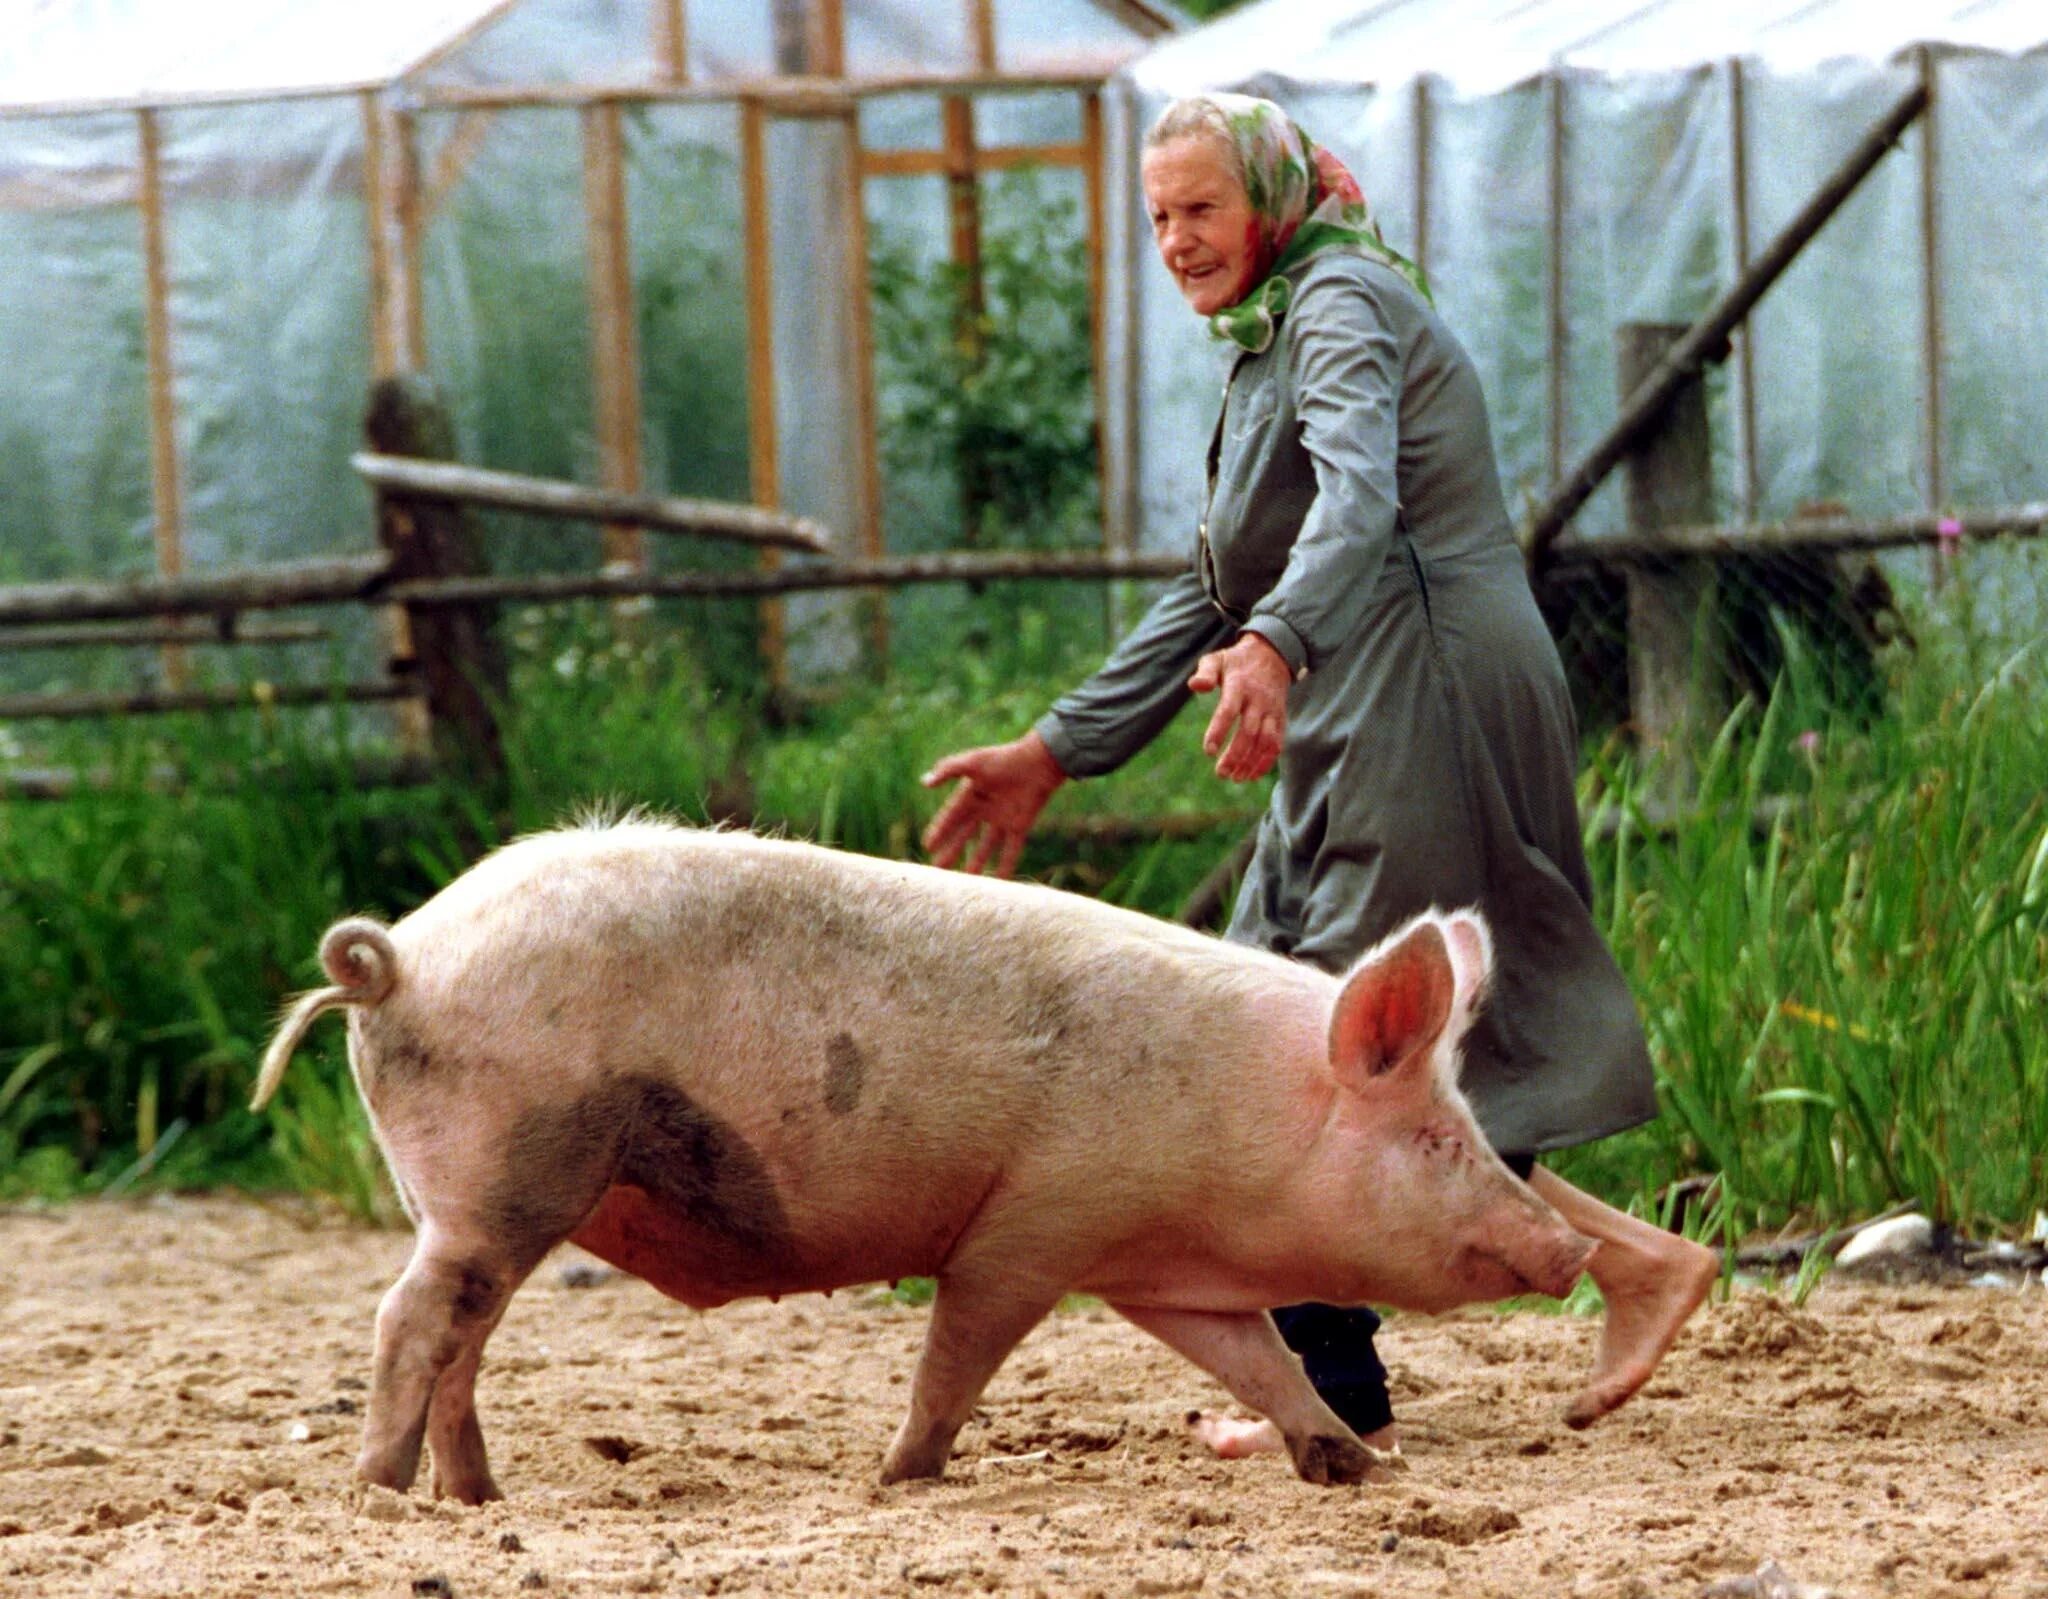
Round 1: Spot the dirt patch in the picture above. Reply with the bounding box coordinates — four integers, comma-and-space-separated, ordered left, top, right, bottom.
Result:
2, 1197, 2046, 1597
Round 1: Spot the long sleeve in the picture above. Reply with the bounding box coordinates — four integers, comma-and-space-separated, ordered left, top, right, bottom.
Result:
1239, 270, 1403, 677
1034, 568, 1237, 779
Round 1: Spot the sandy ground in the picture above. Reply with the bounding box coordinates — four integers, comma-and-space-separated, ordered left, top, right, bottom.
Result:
1, 1197, 2045, 1599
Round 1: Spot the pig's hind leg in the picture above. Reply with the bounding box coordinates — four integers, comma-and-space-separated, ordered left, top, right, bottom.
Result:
1112, 1304, 1396, 1487
358, 1222, 529, 1499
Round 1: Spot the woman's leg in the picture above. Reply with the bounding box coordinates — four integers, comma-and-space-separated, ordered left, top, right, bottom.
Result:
1523, 1166, 1718, 1427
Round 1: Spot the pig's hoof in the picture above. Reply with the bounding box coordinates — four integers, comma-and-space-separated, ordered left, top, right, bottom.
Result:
1289, 1432, 1387, 1487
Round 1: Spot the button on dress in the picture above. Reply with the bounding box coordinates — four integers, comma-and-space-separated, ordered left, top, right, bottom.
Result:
1036, 253, 1656, 1156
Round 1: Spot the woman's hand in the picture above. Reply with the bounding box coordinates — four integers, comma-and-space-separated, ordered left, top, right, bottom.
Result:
1189, 633, 1292, 782
920, 732, 1069, 878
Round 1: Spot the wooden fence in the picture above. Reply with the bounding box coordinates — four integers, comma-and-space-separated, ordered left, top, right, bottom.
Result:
0, 372, 2041, 827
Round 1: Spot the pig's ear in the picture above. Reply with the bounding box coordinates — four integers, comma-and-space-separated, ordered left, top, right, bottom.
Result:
1327, 917, 1456, 1091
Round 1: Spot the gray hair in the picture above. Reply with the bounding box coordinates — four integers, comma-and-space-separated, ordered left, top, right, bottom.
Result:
1143, 96, 1246, 189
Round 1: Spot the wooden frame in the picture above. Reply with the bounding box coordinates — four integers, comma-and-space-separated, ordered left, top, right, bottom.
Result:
136, 108, 187, 691
1725, 57, 1760, 522
1544, 70, 1568, 489
655, 0, 690, 85
582, 99, 647, 573
837, 108, 889, 664
1915, 46, 1948, 526
739, 97, 785, 687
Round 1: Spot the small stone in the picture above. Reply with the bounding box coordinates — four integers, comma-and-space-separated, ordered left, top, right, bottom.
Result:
520, 1573, 548, 1591
498, 1532, 524, 1553
1380, 1531, 1399, 1553
357, 1485, 415, 1524
1835, 1213, 1932, 1267
247, 1488, 293, 1526
411, 1577, 454, 1598
287, 1422, 312, 1443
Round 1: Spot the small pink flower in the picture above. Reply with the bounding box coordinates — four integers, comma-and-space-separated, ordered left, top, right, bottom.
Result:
1795, 730, 1821, 755
1937, 516, 1963, 542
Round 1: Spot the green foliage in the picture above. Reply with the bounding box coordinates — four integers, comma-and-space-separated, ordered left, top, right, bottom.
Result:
1557, 580, 2048, 1236
2, 540, 2043, 1255
869, 170, 1100, 555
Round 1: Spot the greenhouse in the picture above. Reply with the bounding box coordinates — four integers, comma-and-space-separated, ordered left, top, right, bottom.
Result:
0, 0, 1173, 691
1099, 0, 2048, 606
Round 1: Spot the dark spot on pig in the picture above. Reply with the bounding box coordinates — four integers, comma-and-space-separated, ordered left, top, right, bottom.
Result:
615, 1077, 795, 1269
1293, 1432, 1377, 1486
364, 1023, 432, 1084
451, 1264, 502, 1323
823, 1033, 866, 1115
482, 1092, 628, 1266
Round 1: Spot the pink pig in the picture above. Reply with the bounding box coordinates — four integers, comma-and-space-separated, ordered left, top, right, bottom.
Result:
254, 821, 1594, 1502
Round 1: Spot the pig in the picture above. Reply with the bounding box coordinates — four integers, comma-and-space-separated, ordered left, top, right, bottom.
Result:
253, 819, 1595, 1503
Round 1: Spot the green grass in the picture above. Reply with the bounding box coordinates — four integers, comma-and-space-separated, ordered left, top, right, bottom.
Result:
0, 568, 2042, 1244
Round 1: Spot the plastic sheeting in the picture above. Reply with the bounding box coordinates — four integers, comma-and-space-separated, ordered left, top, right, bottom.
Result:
1104, 1, 2048, 585
0, 0, 511, 110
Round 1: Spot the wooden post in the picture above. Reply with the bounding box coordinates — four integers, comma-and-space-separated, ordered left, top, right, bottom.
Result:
1619, 322, 1724, 804
1726, 57, 1759, 523
581, 100, 647, 578
137, 108, 187, 692
654, 0, 689, 84
1915, 45, 1950, 585
968, 0, 997, 73
393, 108, 427, 371
364, 376, 507, 788
944, 92, 987, 546
740, 98, 785, 691
362, 92, 399, 381
839, 108, 888, 668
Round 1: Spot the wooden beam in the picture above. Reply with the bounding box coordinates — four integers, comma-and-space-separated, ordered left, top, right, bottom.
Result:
136, 108, 188, 692
404, 70, 1108, 113
654, 0, 690, 85
839, 110, 888, 665
969, 0, 998, 73
740, 98, 785, 688
1412, 74, 1432, 278
393, 109, 426, 370
387, 549, 1191, 606
1524, 78, 1930, 566
815, 0, 847, 77
0, 621, 329, 653
0, 679, 419, 724
390, 0, 524, 83
0, 556, 390, 628
1915, 45, 1949, 560
1544, 70, 1568, 488
943, 94, 984, 320
860, 140, 1088, 178
351, 454, 831, 552
1083, 90, 1109, 560
419, 109, 498, 227
582, 100, 647, 574
1726, 56, 1759, 522
1546, 503, 2048, 565
362, 93, 398, 380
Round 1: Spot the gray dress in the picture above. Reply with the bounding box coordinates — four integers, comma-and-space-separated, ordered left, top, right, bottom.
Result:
1036, 252, 1656, 1156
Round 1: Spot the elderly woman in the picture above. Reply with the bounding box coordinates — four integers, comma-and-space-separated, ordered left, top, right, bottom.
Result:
920, 94, 1714, 1458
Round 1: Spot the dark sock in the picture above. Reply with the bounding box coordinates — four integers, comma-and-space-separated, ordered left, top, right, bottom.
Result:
1273, 1152, 1535, 1437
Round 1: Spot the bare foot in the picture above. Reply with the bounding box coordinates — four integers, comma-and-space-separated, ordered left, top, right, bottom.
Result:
1186, 1412, 1401, 1460
1564, 1232, 1719, 1429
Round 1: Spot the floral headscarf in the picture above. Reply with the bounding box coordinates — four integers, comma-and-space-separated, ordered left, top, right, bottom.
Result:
1185, 93, 1431, 354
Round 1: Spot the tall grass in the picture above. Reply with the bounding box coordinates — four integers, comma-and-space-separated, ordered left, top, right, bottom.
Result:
0, 572, 2041, 1237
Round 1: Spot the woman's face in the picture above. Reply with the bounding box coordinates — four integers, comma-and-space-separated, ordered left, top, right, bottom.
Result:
1142, 134, 1262, 317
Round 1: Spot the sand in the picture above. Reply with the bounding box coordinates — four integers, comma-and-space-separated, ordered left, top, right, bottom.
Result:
2, 1195, 2045, 1598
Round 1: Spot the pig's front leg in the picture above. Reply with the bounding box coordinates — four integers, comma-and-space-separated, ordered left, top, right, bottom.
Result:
880, 1266, 1068, 1485
1112, 1304, 1395, 1487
